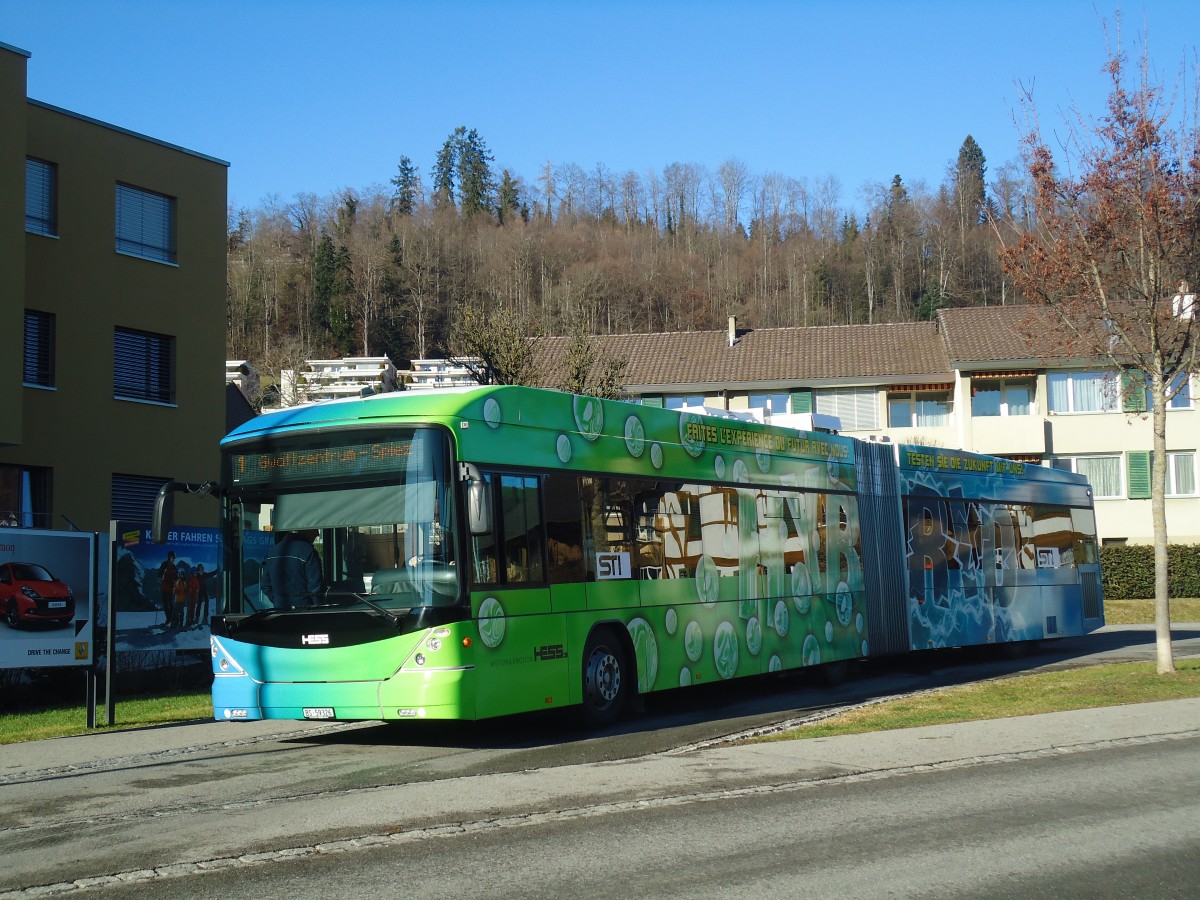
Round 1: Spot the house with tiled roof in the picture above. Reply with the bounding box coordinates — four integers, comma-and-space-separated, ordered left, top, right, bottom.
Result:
536, 306, 1200, 546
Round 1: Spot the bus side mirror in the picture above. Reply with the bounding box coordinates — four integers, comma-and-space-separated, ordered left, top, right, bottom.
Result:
152, 481, 219, 543
151, 482, 181, 544
460, 464, 492, 536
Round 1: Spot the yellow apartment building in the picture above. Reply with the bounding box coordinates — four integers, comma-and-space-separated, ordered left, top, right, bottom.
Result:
1, 41, 228, 532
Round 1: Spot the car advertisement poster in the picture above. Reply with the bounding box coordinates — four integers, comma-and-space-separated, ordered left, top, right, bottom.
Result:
110, 523, 224, 653
0, 528, 96, 670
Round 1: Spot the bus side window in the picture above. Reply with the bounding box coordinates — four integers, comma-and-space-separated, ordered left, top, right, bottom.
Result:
545, 473, 584, 584
499, 474, 544, 583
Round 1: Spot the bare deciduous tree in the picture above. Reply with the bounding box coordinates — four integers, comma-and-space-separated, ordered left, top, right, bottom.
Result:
996, 29, 1200, 673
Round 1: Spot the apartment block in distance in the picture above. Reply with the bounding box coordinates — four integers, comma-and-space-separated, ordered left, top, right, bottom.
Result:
1, 42, 228, 532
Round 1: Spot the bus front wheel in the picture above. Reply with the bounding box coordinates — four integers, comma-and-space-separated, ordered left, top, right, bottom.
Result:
580, 628, 628, 727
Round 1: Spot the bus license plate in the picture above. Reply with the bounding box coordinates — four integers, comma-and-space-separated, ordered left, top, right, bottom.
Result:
303, 707, 335, 720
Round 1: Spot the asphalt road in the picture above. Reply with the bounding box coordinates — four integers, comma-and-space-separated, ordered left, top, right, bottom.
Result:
1, 624, 1198, 898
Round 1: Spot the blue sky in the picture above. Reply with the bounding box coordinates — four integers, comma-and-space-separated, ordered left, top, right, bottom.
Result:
4, 1, 1198, 213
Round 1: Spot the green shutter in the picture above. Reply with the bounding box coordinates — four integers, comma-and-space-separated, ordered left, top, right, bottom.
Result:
1121, 370, 1147, 413
789, 389, 813, 414
640, 395, 663, 408
1126, 450, 1151, 499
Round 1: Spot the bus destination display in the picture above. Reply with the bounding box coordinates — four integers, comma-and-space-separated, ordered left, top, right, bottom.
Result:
231, 439, 413, 485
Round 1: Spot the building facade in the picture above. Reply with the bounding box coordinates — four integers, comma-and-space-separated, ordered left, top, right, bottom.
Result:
2, 42, 228, 532
538, 308, 1199, 546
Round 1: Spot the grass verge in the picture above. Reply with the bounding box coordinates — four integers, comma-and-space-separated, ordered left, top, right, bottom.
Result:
1102, 598, 1200, 625
0, 689, 213, 745
763, 658, 1200, 742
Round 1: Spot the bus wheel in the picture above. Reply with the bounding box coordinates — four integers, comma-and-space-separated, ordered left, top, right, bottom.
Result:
580, 628, 627, 727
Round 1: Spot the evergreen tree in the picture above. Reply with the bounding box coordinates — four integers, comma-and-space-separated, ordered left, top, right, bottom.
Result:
433, 127, 463, 207
390, 155, 421, 216
458, 128, 495, 218
313, 233, 337, 336
956, 135, 988, 226
498, 169, 522, 225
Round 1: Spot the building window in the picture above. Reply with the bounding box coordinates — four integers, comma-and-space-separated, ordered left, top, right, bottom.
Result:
1048, 371, 1118, 413
115, 183, 176, 263
1167, 451, 1196, 496
1142, 372, 1193, 410
25, 158, 57, 236
1051, 455, 1122, 499
747, 392, 790, 419
816, 387, 878, 431
887, 390, 952, 428
971, 379, 1033, 416
664, 394, 704, 411
114, 327, 175, 404
23, 310, 55, 388
112, 473, 171, 524
0, 465, 51, 528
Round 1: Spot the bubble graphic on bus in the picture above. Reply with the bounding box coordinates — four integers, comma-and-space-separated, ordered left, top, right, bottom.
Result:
825, 620, 835, 643
745, 616, 762, 655
664, 607, 678, 635
714, 455, 726, 479
713, 621, 739, 679
732, 458, 749, 483
862, 640, 870, 656
679, 667, 692, 687
650, 443, 663, 469
573, 395, 604, 441
483, 398, 501, 428
856, 612, 864, 634
680, 413, 706, 458
769, 655, 782, 672
773, 600, 789, 636
556, 434, 572, 463
684, 620, 703, 662
627, 617, 659, 693
478, 597, 506, 648
803, 633, 821, 666
835, 581, 853, 626
624, 416, 645, 458
792, 566, 812, 614
755, 446, 771, 473
695, 555, 719, 605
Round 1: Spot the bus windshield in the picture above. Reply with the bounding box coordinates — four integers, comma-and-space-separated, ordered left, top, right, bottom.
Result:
223, 428, 461, 616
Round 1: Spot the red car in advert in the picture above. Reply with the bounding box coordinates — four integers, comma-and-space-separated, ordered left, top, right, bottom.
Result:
0, 562, 75, 628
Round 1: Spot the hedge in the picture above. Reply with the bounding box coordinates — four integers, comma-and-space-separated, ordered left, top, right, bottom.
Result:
1099, 544, 1200, 600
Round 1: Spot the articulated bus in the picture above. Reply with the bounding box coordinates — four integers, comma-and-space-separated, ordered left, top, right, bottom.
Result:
180, 385, 1104, 726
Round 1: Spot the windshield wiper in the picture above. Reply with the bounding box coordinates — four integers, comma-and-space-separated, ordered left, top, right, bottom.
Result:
321, 590, 405, 629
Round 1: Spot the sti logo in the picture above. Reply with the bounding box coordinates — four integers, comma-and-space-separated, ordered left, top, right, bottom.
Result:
596, 551, 631, 581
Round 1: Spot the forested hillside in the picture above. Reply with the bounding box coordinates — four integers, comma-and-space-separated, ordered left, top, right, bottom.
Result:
226, 128, 1029, 374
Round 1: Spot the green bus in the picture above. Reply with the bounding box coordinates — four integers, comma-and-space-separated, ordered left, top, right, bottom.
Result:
171, 385, 1102, 726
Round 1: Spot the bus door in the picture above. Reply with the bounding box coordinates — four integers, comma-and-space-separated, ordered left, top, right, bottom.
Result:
468, 471, 568, 717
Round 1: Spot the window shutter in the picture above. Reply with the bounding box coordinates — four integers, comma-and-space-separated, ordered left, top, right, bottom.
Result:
1126, 451, 1151, 499
23, 310, 55, 387
112, 474, 171, 524
25, 158, 56, 235
640, 395, 663, 408
115, 184, 176, 263
114, 327, 176, 404
1120, 370, 1147, 413
789, 389, 813, 414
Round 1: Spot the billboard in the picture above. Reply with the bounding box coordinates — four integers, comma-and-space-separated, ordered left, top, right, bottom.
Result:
110, 523, 224, 652
0, 528, 95, 670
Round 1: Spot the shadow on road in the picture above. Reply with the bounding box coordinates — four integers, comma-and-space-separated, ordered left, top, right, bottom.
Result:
280, 626, 1200, 757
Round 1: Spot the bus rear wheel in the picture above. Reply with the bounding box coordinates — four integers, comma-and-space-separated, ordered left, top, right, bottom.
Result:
580, 628, 627, 727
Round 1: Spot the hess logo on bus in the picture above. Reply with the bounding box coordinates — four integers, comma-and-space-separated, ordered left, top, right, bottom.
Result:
301, 634, 331, 645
